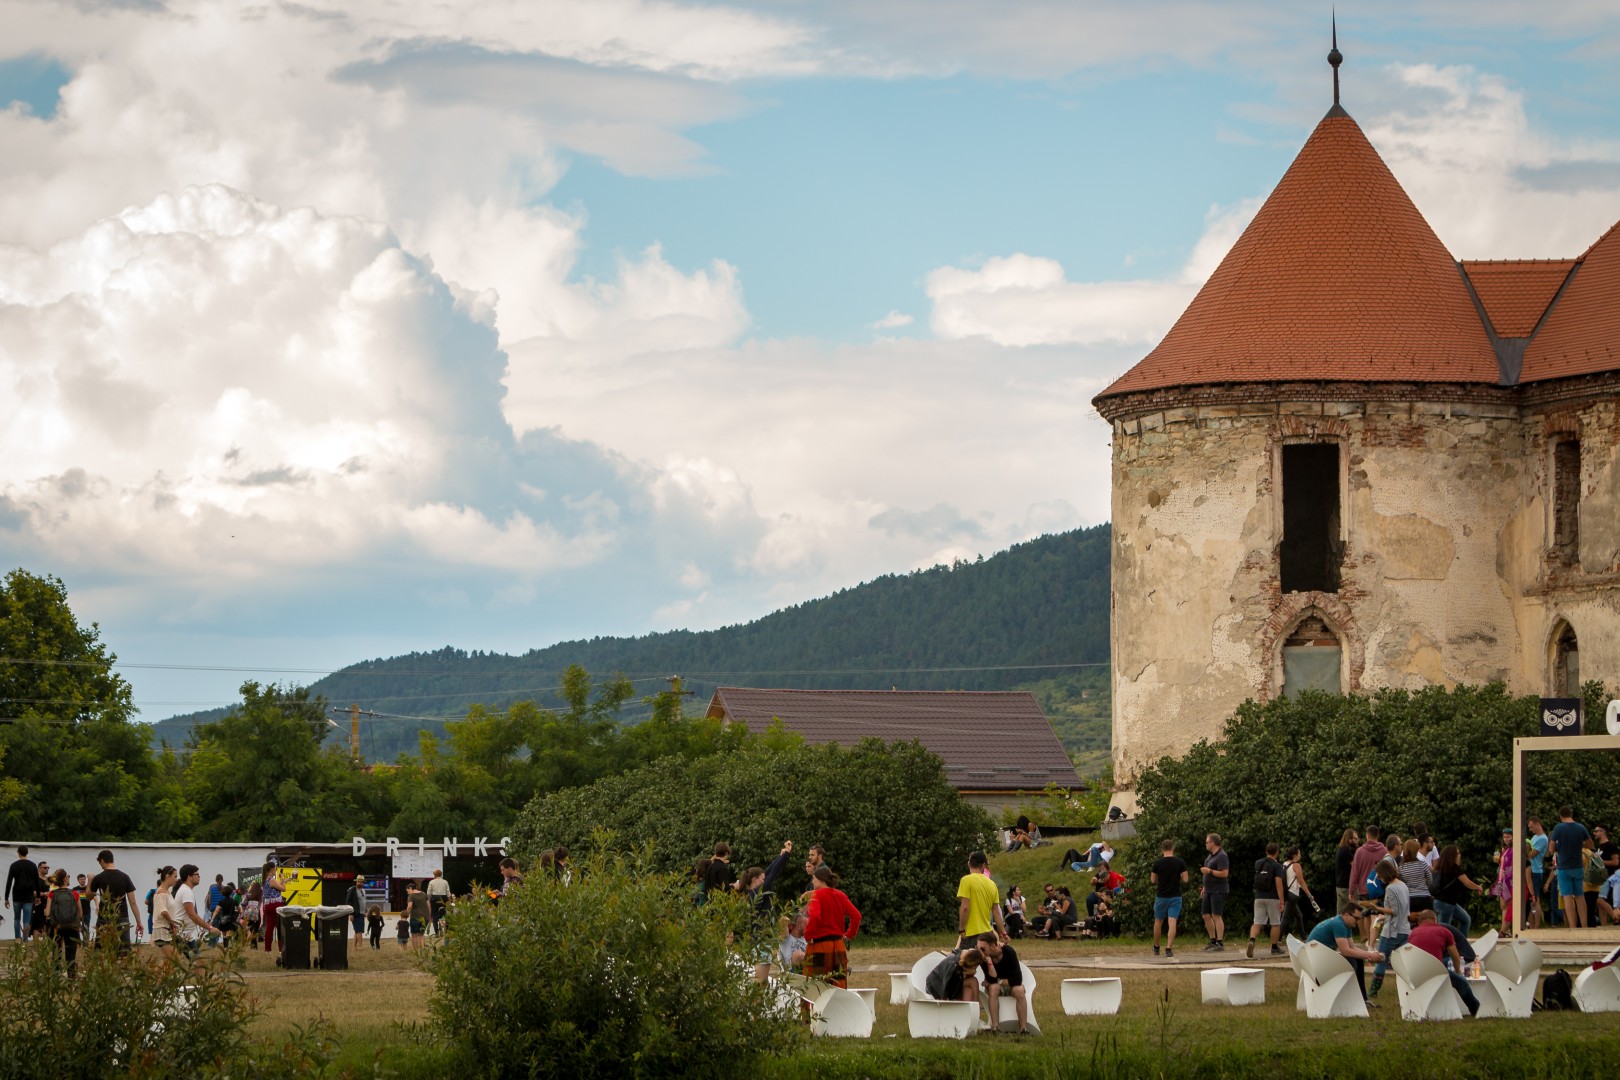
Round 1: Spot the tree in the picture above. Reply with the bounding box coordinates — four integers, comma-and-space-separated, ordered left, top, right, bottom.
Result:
511, 737, 997, 935
1113, 681, 1619, 935
0, 570, 174, 840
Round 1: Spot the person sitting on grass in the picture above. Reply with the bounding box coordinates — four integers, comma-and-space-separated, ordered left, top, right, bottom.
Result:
924, 946, 983, 1003
1306, 902, 1385, 1004
1035, 886, 1077, 938
1081, 893, 1118, 940
977, 933, 1031, 1034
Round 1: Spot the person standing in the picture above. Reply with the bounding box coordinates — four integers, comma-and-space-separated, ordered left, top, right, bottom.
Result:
1199, 833, 1230, 951
1549, 806, 1591, 929
426, 869, 451, 933
1489, 828, 1517, 934
1348, 826, 1387, 903
1334, 830, 1358, 912
204, 874, 225, 925
406, 880, 432, 949
1527, 817, 1549, 928
1308, 903, 1384, 1003
498, 857, 523, 896
956, 850, 1007, 947
1151, 839, 1188, 958
4, 846, 38, 941
1282, 847, 1319, 940
1247, 842, 1287, 958
1366, 862, 1411, 1000
89, 850, 139, 953
803, 865, 861, 988
174, 865, 213, 959
44, 869, 84, 977
260, 862, 288, 952
150, 866, 180, 961
694, 842, 734, 905
346, 879, 369, 945
1431, 844, 1485, 941
31, 861, 49, 940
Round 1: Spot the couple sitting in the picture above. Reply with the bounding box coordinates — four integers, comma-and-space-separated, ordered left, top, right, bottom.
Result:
1004, 816, 1045, 851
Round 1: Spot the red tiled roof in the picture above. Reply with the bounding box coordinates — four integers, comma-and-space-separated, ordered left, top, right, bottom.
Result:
1460, 259, 1576, 338
1097, 108, 1501, 401
705, 687, 1079, 793
1522, 220, 1620, 382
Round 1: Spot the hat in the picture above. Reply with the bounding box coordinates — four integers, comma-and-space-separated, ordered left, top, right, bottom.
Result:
1501, 827, 1513, 835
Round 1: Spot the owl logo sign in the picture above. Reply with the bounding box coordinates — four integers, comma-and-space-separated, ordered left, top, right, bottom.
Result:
1540, 698, 1582, 737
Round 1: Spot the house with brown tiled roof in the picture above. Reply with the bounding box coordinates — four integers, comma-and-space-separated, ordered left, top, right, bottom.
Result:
704, 687, 1079, 813
1093, 39, 1620, 786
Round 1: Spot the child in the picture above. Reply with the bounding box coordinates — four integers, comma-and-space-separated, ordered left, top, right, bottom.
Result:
367, 904, 384, 950
395, 910, 410, 950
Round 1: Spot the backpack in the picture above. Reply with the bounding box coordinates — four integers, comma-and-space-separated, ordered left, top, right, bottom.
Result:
1539, 969, 1574, 1010
1364, 870, 1386, 900
1254, 859, 1278, 896
49, 888, 82, 931
1585, 851, 1606, 887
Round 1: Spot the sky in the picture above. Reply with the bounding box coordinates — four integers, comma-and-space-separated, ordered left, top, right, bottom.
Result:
2, 1, 1620, 721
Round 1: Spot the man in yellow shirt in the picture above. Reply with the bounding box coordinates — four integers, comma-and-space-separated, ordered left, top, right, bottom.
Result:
956, 850, 1007, 947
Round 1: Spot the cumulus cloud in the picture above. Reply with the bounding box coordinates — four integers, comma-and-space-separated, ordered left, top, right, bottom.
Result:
870, 309, 913, 330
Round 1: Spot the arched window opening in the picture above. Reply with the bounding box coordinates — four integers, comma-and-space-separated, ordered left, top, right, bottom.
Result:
1552, 621, 1580, 698
1281, 615, 1342, 699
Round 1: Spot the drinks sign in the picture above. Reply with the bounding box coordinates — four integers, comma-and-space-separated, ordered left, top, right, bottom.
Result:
351, 837, 511, 857
1539, 698, 1582, 737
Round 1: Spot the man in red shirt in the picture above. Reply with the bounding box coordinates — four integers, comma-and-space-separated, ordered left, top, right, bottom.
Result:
1406, 911, 1478, 1016
1347, 825, 1388, 902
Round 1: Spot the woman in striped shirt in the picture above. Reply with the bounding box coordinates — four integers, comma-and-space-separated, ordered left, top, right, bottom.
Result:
1396, 840, 1433, 913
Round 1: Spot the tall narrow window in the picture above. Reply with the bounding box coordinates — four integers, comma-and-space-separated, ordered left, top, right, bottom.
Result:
1280, 443, 1341, 593
1553, 622, 1580, 697
1552, 439, 1581, 565
1282, 615, 1342, 698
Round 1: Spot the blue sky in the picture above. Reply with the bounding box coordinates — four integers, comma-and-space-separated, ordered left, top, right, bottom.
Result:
2, 1, 1619, 718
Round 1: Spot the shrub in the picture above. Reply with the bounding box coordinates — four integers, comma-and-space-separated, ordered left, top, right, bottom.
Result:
1119, 682, 1619, 935
0, 938, 333, 1079
421, 847, 799, 1079
509, 738, 997, 935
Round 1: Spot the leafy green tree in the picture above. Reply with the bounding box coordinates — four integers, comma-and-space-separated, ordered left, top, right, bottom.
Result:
511, 738, 997, 935
0, 569, 178, 839
1114, 682, 1619, 935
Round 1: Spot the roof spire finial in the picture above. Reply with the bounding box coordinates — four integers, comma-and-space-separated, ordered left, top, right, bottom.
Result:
1328, 11, 1343, 107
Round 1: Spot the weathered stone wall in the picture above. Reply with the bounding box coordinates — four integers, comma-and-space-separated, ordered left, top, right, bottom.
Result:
1102, 381, 1620, 781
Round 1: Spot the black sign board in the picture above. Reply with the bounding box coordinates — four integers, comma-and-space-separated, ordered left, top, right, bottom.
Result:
1540, 698, 1583, 737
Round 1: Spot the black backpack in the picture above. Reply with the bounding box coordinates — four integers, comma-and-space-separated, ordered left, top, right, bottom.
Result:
49, 888, 81, 931
1254, 858, 1278, 896
1539, 969, 1574, 1011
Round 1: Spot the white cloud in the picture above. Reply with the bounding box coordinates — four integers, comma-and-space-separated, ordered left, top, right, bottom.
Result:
870, 309, 913, 330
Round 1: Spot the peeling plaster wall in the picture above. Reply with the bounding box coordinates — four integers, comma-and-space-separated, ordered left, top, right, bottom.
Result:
1103, 384, 1620, 782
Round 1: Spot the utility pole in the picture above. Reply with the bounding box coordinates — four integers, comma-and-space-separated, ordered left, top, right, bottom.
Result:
661, 675, 695, 723
330, 704, 377, 763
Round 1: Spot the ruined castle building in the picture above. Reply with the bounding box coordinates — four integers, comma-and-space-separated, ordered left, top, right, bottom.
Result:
1092, 62, 1620, 785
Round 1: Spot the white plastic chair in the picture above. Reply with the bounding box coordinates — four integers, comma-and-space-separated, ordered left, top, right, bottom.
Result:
850, 987, 877, 1017
976, 961, 1041, 1034
1389, 944, 1467, 1021
1286, 935, 1310, 1011
1469, 928, 1499, 964
809, 986, 874, 1037
778, 971, 834, 1011
1297, 941, 1368, 1019
908, 951, 949, 1000
889, 971, 911, 1005
1060, 977, 1122, 1016
1200, 966, 1266, 1006
906, 998, 980, 1038
1573, 963, 1620, 1013
1481, 938, 1541, 1019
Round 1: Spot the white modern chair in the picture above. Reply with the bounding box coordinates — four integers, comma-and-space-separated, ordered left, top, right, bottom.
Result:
1389, 944, 1467, 1021
976, 961, 1041, 1034
809, 986, 874, 1037
1573, 962, 1620, 1013
906, 998, 980, 1038
1200, 966, 1266, 1006
908, 951, 949, 1000
1297, 941, 1368, 1019
889, 971, 911, 1005
1060, 977, 1122, 1016
778, 971, 835, 1011
1480, 937, 1541, 1019
850, 986, 877, 1017
1469, 928, 1499, 964
1286, 935, 1310, 1011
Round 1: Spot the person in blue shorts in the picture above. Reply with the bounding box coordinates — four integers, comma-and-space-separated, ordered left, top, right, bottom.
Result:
1550, 806, 1591, 928
1151, 839, 1189, 958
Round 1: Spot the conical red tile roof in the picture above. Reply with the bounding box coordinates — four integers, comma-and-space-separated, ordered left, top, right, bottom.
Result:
1097, 107, 1501, 402
1522, 220, 1620, 382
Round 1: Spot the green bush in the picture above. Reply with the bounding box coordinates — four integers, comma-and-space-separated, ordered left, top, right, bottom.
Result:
509, 738, 997, 935
0, 938, 333, 1079
421, 848, 799, 1079
1120, 682, 1619, 935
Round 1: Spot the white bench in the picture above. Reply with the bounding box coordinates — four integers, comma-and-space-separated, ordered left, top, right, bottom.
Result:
907, 998, 980, 1039
1200, 966, 1266, 1006
850, 986, 876, 1017
889, 971, 911, 1005
1060, 977, 1122, 1015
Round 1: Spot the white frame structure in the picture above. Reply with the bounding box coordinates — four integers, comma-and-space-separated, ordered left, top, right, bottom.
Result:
1510, 734, 1620, 943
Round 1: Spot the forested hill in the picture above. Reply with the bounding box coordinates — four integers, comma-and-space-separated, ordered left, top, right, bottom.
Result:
152, 524, 1111, 762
